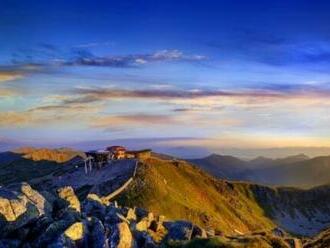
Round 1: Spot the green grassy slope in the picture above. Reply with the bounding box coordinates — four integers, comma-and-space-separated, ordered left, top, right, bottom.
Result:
116, 157, 275, 235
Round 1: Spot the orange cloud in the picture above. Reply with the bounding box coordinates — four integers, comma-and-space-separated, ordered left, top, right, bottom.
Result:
0, 72, 23, 82
91, 114, 177, 128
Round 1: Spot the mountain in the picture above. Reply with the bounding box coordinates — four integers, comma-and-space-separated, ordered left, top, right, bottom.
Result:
0, 147, 85, 186
248, 153, 309, 168
115, 156, 330, 236
188, 153, 249, 180
243, 155, 330, 188
304, 227, 330, 248
0, 148, 329, 243
0, 181, 305, 248
189, 153, 330, 188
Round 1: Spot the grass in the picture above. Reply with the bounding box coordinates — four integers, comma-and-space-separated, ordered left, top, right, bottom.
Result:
166, 235, 290, 248
115, 158, 275, 235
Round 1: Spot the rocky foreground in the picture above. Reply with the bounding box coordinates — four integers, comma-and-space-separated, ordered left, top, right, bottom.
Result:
0, 182, 313, 248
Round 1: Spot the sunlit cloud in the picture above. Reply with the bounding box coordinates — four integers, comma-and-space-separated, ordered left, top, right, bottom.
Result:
0, 71, 23, 82
91, 114, 177, 129
0, 112, 32, 127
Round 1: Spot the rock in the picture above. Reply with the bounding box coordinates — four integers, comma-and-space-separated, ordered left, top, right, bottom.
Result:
0, 239, 21, 247
33, 216, 77, 247
135, 208, 149, 220
122, 207, 136, 221
205, 228, 215, 237
135, 212, 154, 232
0, 185, 42, 237
272, 227, 286, 237
9, 182, 53, 216
57, 186, 81, 213
133, 230, 157, 248
109, 222, 134, 248
149, 215, 165, 233
165, 220, 193, 241
82, 194, 106, 220
191, 225, 207, 238
105, 206, 127, 226
64, 222, 85, 241
27, 216, 53, 242
87, 217, 107, 248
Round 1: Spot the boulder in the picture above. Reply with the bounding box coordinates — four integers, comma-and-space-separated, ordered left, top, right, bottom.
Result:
33, 212, 79, 247
272, 227, 286, 237
191, 225, 207, 239
109, 222, 134, 248
9, 182, 53, 216
135, 212, 154, 232
82, 194, 106, 220
122, 207, 136, 222
105, 206, 129, 226
57, 187, 81, 213
133, 230, 157, 248
64, 222, 86, 243
26, 216, 53, 242
0, 185, 44, 237
149, 215, 165, 233
0, 239, 21, 247
135, 208, 149, 221
87, 217, 107, 248
164, 220, 193, 241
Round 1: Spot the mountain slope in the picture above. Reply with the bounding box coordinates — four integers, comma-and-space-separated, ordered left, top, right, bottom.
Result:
0, 147, 85, 186
190, 153, 330, 188
116, 157, 275, 235
248, 154, 309, 168
115, 157, 330, 236
243, 155, 330, 188
188, 154, 249, 180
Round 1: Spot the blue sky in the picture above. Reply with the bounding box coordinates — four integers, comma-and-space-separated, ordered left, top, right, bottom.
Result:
1, 0, 330, 151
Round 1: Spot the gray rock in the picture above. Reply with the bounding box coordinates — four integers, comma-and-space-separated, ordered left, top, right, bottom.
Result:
165, 220, 193, 241
105, 206, 128, 226
0, 239, 21, 248
57, 187, 81, 213
0, 183, 47, 237
87, 217, 107, 248
109, 222, 134, 248
135, 208, 149, 221
191, 225, 207, 239
82, 194, 106, 221
133, 231, 157, 248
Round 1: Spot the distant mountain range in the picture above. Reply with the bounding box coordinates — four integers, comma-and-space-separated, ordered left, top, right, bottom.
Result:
3, 136, 330, 158
189, 153, 330, 188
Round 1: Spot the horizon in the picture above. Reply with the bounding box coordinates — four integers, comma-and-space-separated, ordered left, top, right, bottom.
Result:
2, 1, 330, 151
3, 136, 330, 159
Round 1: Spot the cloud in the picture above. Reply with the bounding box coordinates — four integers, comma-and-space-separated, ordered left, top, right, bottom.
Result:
66, 49, 206, 67
0, 88, 20, 97
0, 71, 23, 82
73, 41, 114, 48
7, 45, 207, 70
0, 112, 32, 127
91, 114, 177, 128
66, 87, 284, 104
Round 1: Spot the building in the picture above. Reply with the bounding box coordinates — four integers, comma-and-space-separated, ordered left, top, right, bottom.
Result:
126, 149, 152, 160
106, 146, 127, 160
85, 150, 110, 170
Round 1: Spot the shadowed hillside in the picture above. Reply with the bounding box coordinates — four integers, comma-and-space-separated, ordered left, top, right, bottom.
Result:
0, 148, 85, 186
242, 156, 330, 188
190, 153, 330, 188
188, 154, 249, 180
115, 157, 330, 236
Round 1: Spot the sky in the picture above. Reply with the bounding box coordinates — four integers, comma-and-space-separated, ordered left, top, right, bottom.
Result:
2, 0, 330, 155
